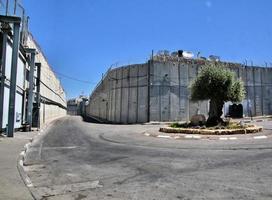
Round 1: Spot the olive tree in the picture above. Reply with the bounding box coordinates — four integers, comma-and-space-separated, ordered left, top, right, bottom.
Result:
191, 64, 245, 126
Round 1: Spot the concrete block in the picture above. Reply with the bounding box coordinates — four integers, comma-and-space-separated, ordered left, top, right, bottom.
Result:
150, 85, 160, 121
137, 86, 148, 123
121, 83, 129, 123
128, 87, 137, 123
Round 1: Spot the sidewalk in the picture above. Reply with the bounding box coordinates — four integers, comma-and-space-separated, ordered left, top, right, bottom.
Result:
0, 131, 37, 200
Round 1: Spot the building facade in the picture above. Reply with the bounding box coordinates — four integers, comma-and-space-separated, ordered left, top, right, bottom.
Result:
86, 54, 272, 123
0, 12, 66, 136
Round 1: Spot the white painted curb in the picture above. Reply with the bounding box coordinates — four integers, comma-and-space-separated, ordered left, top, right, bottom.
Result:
184, 135, 201, 139
157, 135, 171, 138
219, 137, 237, 140
253, 135, 267, 139
144, 133, 150, 136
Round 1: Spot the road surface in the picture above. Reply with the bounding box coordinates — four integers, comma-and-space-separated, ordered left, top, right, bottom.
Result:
24, 116, 272, 200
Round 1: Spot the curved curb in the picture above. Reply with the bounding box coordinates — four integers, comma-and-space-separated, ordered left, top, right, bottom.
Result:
142, 125, 272, 141
16, 119, 57, 200
17, 142, 36, 199
159, 126, 263, 135
144, 132, 270, 141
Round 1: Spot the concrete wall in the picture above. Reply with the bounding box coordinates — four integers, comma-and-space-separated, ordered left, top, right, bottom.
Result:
150, 60, 209, 122
150, 59, 272, 121
87, 59, 272, 123
241, 66, 272, 117
87, 64, 149, 123
26, 34, 67, 127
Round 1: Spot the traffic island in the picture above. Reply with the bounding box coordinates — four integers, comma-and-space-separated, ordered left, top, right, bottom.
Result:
159, 125, 263, 135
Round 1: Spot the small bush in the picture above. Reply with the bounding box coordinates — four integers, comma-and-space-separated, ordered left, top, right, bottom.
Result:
170, 122, 190, 128
170, 122, 207, 129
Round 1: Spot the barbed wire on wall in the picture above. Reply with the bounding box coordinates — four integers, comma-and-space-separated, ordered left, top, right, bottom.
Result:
53, 71, 97, 85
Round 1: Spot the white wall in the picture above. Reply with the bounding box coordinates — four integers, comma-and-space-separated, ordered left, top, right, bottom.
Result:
1, 41, 25, 129
1, 34, 66, 130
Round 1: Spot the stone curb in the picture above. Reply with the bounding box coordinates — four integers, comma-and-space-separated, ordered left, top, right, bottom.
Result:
159, 126, 263, 135
144, 124, 270, 141
17, 141, 36, 199
144, 132, 270, 141
16, 119, 58, 200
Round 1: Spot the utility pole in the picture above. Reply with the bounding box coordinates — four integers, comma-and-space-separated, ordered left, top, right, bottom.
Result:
5, 0, 9, 15
0, 15, 21, 137
35, 62, 41, 129
13, 0, 18, 15
25, 48, 36, 129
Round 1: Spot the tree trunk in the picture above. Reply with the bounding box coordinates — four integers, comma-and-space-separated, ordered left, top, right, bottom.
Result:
207, 99, 224, 126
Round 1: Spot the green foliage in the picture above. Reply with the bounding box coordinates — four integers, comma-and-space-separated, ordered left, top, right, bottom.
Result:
226, 122, 246, 129
170, 122, 190, 128
170, 122, 206, 128
229, 80, 245, 102
191, 64, 245, 103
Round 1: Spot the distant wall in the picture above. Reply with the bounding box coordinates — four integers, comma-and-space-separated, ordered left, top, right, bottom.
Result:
67, 104, 78, 115
87, 64, 149, 123
87, 59, 272, 123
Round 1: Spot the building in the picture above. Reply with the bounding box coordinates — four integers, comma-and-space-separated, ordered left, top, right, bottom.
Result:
0, 4, 66, 136
86, 51, 272, 123
67, 99, 78, 116
67, 95, 88, 116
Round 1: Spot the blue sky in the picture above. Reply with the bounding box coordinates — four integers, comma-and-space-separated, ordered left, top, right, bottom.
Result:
22, 0, 272, 98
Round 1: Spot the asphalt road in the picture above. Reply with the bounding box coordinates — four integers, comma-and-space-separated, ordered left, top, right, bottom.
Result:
24, 116, 272, 200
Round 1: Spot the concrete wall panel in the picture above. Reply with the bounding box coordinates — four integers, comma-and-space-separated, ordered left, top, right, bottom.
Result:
27, 35, 67, 127
179, 64, 189, 121
150, 85, 160, 121
138, 86, 148, 123
254, 68, 262, 115
169, 63, 180, 121
128, 87, 137, 123
115, 88, 121, 123
121, 87, 129, 123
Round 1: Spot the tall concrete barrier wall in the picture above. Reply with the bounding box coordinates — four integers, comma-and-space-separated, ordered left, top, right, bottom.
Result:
150, 61, 209, 122
87, 64, 149, 123
150, 59, 272, 121
241, 66, 272, 117
87, 58, 272, 123
27, 34, 67, 127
